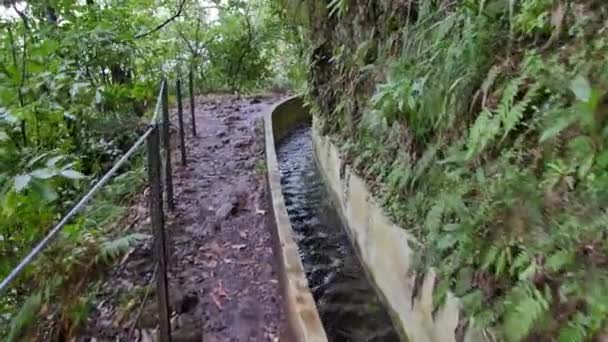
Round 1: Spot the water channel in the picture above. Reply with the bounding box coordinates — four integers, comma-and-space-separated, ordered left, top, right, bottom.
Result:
277, 125, 400, 342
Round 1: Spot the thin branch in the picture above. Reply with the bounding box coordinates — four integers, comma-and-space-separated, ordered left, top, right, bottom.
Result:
193, 12, 202, 53
14, 4, 29, 100
5, 25, 24, 108
177, 29, 197, 56
230, 7, 254, 92
0, 61, 9, 76
135, 0, 188, 39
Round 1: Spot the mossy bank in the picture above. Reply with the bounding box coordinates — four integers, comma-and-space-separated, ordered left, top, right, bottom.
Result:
277, 0, 608, 341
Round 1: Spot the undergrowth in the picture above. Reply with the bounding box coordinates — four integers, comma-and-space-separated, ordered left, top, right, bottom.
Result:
292, 0, 608, 340
0, 156, 149, 341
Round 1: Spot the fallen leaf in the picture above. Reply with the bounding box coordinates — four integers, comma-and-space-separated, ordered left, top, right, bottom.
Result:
211, 280, 230, 309
201, 259, 218, 268
211, 292, 223, 309
209, 241, 224, 256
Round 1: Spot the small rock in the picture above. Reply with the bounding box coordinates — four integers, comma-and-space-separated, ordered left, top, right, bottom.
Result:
233, 138, 252, 148
138, 303, 159, 328
171, 328, 202, 342
171, 289, 199, 314
216, 200, 237, 219
242, 160, 255, 170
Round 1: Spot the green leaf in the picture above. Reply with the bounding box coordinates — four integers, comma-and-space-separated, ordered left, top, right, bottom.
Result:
60, 169, 85, 179
570, 75, 591, 102
95, 87, 104, 104
578, 155, 594, 180
27, 152, 50, 168
31, 168, 56, 179
69, 82, 90, 98
436, 233, 458, 250
7, 292, 42, 342
546, 250, 574, 272
30, 180, 58, 202
14, 174, 31, 192
36, 39, 59, 55
0, 130, 8, 141
46, 155, 64, 168
540, 111, 576, 142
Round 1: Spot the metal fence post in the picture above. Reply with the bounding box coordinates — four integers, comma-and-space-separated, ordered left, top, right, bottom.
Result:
147, 125, 172, 342
161, 79, 175, 210
176, 79, 187, 166
189, 66, 197, 137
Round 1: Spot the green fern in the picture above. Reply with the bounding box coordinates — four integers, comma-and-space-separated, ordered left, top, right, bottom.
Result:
499, 81, 539, 141
328, 0, 348, 18
97, 233, 150, 263
465, 76, 538, 158
481, 65, 501, 108
503, 284, 550, 342
510, 249, 531, 276
558, 319, 586, 342
7, 292, 42, 342
466, 108, 501, 159
545, 249, 575, 273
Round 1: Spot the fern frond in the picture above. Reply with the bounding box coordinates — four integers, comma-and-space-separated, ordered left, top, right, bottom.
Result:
500, 82, 539, 141
97, 233, 150, 263
328, 0, 348, 18
466, 108, 501, 159
558, 315, 587, 342
481, 65, 501, 107
546, 249, 575, 273
8, 292, 42, 342
510, 249, 531, 276
425, 200, 446, 233
482, 243, 500, 271
503, 284, 550, 342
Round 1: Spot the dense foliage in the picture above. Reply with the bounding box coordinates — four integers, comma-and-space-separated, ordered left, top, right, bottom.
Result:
0, 0, 293, 339
281, 0, 608, 340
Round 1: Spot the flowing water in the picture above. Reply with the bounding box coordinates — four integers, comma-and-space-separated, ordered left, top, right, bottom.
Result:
277, 125, 400, 342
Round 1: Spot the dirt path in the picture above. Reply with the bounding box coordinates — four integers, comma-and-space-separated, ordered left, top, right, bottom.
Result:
84, 94, 287, 341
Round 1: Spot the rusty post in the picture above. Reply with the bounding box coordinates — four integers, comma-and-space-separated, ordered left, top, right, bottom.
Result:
189, 66, 197, 137
161, 79, 175, 210
146, 125, 172, 342
176, 79, 187, 166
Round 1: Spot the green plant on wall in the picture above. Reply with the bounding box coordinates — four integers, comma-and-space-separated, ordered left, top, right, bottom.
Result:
274, 0, 608, 340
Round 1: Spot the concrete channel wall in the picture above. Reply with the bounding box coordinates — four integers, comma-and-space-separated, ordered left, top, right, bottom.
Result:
265, 97, 328, 342
266, 97, 475, 342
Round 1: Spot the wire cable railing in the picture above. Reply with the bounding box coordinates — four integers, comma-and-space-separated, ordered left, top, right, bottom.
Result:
0, 72, 197, 342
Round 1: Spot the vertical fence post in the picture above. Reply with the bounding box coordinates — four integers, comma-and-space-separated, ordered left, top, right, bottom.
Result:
176, 79, 187, 166
147, 125, 172, 342
161, 79, 175, 210
189, 66, 197, 137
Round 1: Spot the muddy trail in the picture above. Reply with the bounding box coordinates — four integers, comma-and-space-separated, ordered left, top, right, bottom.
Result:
83, 94, 287, 341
